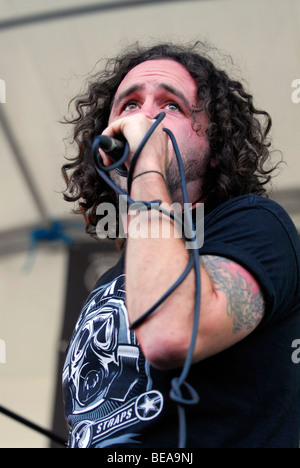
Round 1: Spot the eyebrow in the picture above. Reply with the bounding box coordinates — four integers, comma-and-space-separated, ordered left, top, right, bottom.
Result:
112, 84, 143, 111
159, 84, 191, 110
112, 83, 192, 112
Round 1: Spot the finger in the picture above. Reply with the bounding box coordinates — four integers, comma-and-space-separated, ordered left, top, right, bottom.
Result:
98, 149, 113, 167
102, 116, 128, 138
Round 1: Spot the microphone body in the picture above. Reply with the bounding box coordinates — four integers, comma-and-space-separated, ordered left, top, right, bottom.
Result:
95, 134, 128, 176
98, 135, 126, 162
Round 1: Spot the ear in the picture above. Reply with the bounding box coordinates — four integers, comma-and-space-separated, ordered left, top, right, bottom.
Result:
209, 157, 217, 169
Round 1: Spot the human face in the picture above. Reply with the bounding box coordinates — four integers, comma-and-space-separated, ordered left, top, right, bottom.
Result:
109, 59, 211, 203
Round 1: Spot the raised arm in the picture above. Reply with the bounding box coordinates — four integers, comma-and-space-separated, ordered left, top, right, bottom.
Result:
125, 171, 265, 370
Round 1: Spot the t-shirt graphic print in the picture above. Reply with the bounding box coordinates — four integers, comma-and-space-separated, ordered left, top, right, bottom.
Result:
63, 273, 164, 448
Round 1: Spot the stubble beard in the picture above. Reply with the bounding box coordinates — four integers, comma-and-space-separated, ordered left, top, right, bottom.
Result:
109, 145, 211, 205
165, 147, 211, 204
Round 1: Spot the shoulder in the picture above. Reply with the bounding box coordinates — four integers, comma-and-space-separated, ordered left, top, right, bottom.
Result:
203, 194, 300, 263
93, 251, 125, 290
206, 194, 295, 222
201, 194, 300, 323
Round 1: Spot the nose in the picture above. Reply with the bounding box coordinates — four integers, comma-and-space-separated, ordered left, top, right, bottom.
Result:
139, 97, 157, 120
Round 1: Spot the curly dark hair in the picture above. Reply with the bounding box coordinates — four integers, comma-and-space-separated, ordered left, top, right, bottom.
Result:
62, 41, 279, 238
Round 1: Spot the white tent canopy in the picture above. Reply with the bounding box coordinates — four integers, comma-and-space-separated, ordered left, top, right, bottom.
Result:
0, 0, 299, 448
1, 0, 300, 242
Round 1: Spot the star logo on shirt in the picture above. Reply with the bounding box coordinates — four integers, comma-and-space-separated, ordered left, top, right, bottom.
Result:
135, 390, 164, 421
71, 421, 92, 448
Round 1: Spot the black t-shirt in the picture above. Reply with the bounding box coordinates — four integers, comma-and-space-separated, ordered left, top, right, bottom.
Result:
63, 194, 300, 448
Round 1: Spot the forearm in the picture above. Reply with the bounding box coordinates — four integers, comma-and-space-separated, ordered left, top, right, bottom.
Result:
125, 171, 198, 367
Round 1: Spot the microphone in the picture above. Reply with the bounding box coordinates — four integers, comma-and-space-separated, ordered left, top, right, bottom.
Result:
98, 135, 126, 162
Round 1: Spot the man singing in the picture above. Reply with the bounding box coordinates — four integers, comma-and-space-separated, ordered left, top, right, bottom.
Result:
61, 42, 300, 448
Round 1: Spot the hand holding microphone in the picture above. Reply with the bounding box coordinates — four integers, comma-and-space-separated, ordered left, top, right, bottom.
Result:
93, 134, 129, 177
97, 135, 127, 162
93, 113, 168, 182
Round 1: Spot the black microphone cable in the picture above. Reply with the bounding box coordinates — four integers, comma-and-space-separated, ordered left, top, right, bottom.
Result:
92, 112, 201, 449
0, 405, 67, 447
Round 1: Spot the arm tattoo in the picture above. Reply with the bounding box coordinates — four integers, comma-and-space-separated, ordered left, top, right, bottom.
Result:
201, 255, 264, 334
